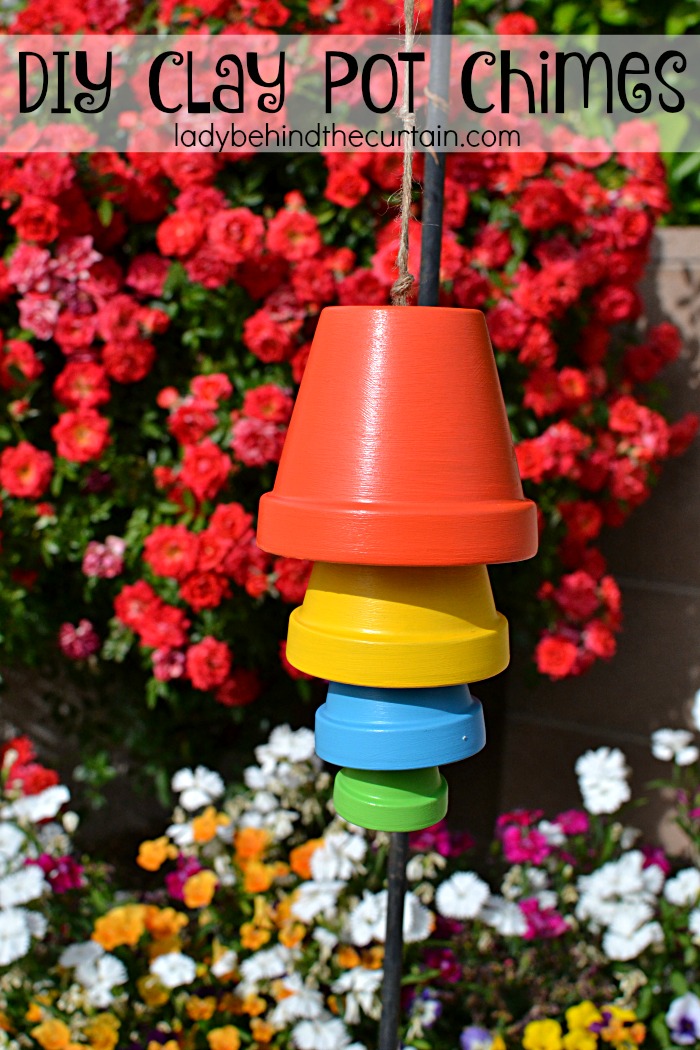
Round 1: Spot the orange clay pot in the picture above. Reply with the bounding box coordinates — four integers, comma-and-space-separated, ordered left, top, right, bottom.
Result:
257, 306, 538, 566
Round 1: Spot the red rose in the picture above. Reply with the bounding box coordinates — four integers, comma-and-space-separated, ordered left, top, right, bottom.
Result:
180, 440, 232, 502
494, 12, 537, 34
54, 362, 110, 409
53, 313, 97, 355
242, 310, 296, 363
51, 409, 110, 463
102, 338, 156, 383
0, 339, 43, 390
126, 254, 170, 297
168, 399, 218, 446
324, 165, 371, 210
265, 207, 322, 262
273, 557, 312, 604
138, 603, 190, 649
180, 571, 231, 611
190, 374, 233, 403
0, 441, 53, 498
215, 668, 261, 707
114, 580, 160, 631
207, 208, 264, 265
242, 383, 294, 424
523, 370, 563, 419
156, 209, 205, 258
9, 196, 61, 244
668, 413, 700, 457
592, 284, 641, 325
186, 636, 232, 690
516, 180, 575, 232
486, 301, 529, 351
209, 502, 253, 542
144, 525, 200, 581
337, 270, 387, 307
196, 528, 233, 572
551, 571, 601, 622
535, 634, 579, 680
582, 620, 617, 659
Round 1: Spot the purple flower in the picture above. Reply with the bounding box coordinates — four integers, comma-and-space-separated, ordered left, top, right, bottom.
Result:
31, 854, 84, 893
461, 1026, 496, 1050
642, 844, 671, 876
423, 947, 462, 983
165, 855, 203, 901
666, 993, 700, 1045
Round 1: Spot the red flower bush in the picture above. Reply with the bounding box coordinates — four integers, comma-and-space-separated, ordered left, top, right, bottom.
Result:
0, 1, 694, 780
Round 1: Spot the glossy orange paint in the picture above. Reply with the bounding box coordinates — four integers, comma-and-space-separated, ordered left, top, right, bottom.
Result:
258, 305, 537, 565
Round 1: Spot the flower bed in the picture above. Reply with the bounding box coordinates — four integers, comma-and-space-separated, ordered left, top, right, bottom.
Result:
2, 701, 700, 1050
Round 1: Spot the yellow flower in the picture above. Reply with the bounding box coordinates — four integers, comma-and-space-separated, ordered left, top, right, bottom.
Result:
207, 1026, 242, 1050
92, 904, 146, 950
186, 996, 217, 1021
566, 1003, 602, 1034
183, 870, 219, 909
360, 946, 384, 969
564, 1031, 597, 1050
240, 923, 272, 951
31, 1020, 74, 1050
25, 1004, 43, 1023
250, 1019, 276, 1044
289, 839, 323, 879
137, 837, 176, 872
145, 906, 189, 940
84, 1014, 120, 1050
523, 1020, 564, 1050
147, 1042, 179, 1050
137, 974, 170, 1007
493, 1038, 506, 1050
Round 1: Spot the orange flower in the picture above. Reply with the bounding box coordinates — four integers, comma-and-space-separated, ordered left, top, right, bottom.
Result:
250, 1019, 276, 1044
240, 923, 272, 951
336, 946, 361, 969
192, 806, 225, 844
207, 1026, 241, 1050
137, 837, 175, 871
279, 922, 306, 949
289, 838, 323, 879
361, 946, 384, 969
92, 904, 146, 950
30, 1020, 77, 1050
234, 827, 270, 861
25, 1003, 43, 1023
186, 996, 217, 1021
183, 870, 219, 909
145, 906, 189, 940
243, 861, 275, 894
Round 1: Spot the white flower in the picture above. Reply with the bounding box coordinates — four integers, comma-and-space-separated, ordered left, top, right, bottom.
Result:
664, 868, 700, 907
292, 1016, 352, 1050
269, 974, 325, 1025
0, 908, 30, 965
238, 944, 293, 989
481, 896, 528, 937
313, 927, 338, 952
171, 767, 224, 812
575, 747, 630, 815
292, 880, 344, 923
60, 940, 104, 969
537, 820, 566, 847
332, 966, 383, 1024
666, 993, 700, 1045
211, 949, 237, 978
403, 892, 434, 942
690, 907, 700, 943
259, 725, 316, 764
166, 821, 195, 848
435, 872, 490, 920
24, 910, 47, 939
150, 951, 197, 988
603, 920, 663, 961
0, 865, 46, 908
0, 824, 24, 864
6, 785, 70, 823
577, 851, 663, 934
651, 729, 699, 767
310, 831, 366, 882
691, 691, 700, 733
262, 808, 299, 840
77, 953, 128, 1007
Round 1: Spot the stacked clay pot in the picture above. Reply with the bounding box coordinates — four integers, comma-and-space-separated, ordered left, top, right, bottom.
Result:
257, 306, 538, 832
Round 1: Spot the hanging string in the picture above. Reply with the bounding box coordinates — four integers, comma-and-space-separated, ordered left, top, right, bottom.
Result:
390, 0, 416, 306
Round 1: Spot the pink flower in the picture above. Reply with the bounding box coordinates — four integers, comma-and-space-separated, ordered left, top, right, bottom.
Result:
555, 809, 589, 836
152, 648, 186, 682
520, 898, 569, 940
18, 294, 60, 340
58, 619, 100, 659
231, 416, 285, 468
501, 824, 552, 865
82, 536, 125, 578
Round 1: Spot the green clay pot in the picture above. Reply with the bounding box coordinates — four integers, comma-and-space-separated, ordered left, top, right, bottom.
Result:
333, 765, 448, 832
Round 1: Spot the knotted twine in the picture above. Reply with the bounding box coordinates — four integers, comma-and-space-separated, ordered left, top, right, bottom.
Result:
389, 0, 416, 306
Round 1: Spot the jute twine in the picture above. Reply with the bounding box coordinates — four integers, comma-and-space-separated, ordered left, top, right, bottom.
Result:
389, 0, 416, 307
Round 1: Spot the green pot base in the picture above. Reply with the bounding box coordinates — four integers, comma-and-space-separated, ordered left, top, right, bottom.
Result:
333, 766, 448, 832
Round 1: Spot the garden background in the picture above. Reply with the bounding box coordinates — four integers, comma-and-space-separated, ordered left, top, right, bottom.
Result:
2, 0, 700, 1047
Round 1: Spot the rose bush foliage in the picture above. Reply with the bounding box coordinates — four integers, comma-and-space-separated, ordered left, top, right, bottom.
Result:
0, 2, 696, 780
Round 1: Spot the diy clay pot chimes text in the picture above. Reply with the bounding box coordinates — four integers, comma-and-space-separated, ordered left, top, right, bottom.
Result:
257, 306, 538, 832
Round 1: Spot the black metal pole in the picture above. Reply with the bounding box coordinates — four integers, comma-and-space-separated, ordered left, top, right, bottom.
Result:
378, 9, 453, 1050
377, 830, 410, 1050
418, 0, 454, 308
